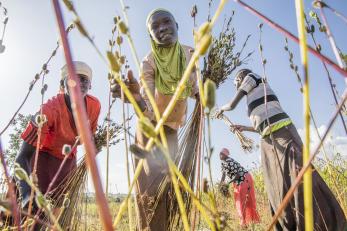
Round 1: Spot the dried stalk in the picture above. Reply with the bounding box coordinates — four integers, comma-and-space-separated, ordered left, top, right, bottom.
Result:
211, 109, 254, 153
52, 1, 113, 230
233, 0, 347, 77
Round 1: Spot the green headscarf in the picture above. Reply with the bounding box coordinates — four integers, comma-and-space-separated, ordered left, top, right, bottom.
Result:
147, 8, 192, 98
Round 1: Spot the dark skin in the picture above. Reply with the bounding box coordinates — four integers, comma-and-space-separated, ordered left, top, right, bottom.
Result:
147, 11, 178, 47
111, 10, 198, 111
219, 152, 228, 183
216, 83, 256, 133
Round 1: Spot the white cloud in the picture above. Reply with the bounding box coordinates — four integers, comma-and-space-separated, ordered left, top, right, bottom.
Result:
297, 125, 347, 158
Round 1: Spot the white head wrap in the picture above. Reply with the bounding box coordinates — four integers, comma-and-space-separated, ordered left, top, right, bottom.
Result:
61, 61, 92, 81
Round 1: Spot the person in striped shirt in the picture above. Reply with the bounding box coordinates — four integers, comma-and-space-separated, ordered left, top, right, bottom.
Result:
217, 69, 346, 231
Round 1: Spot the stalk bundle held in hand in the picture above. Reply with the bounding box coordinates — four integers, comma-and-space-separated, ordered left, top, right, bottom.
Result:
211, 108, 254, 153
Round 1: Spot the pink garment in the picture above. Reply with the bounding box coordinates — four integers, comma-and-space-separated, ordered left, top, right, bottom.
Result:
232, 172, 260, 227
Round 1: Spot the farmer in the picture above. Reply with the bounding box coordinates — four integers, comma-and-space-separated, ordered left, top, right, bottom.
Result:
15, 61, 100, 209
217, 69, 346, 230
112, 8, 198, 230
219, 148, 260, 227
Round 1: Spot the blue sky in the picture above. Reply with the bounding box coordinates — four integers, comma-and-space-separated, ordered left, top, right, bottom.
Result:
1, 0, 346, 193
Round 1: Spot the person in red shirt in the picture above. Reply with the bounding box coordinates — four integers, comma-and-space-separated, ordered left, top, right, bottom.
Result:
15, 61, 101, 208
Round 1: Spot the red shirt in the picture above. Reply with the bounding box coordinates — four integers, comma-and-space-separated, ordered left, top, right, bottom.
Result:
21, 93, 100, 159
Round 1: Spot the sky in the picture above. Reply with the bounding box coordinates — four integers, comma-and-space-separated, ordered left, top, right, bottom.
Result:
0, 0, 346, 194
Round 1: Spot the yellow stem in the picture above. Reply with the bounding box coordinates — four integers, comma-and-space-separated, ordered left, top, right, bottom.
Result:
295, 0, 313, 230
113, 0, 227, 226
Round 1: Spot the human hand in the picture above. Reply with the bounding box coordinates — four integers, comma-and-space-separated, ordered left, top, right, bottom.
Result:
231, 124, 245, 132
215, 109, 224, 119
111, 70, 141, 103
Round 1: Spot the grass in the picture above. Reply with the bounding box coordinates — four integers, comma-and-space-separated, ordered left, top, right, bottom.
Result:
73, 156, 346, 231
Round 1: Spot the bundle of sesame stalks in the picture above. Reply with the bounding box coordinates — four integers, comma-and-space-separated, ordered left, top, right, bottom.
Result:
46, 118, 127, 230
211, 108, 254, 153
201, 13, 252, 88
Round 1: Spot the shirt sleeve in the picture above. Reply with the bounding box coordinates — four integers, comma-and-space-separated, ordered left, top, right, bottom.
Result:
91, 100, 101, 134
140, 55, 156, 121
239, 75, 257, 94
21, 100, 56, 146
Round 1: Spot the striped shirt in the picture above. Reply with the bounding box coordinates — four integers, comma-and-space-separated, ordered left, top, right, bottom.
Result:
239, 73, 291, 136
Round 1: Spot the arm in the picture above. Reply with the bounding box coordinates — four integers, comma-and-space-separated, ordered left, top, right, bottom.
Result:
221, 89, 246, 112
139, 56, 156, 120
220, 172, 226, 184
233, 124, 257, 133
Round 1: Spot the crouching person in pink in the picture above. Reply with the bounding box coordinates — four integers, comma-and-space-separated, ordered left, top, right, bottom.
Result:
219, 148, 260, 227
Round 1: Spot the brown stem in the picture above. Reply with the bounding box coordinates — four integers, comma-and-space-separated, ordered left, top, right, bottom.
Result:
51, 1, 114, 230
234, 0, 347, 77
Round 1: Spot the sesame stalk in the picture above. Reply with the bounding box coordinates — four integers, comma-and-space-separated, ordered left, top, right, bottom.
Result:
52, 1, 114, 230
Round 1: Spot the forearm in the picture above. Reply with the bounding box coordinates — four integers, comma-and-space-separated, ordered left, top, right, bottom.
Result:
134, 95, 147, 112
221, 90, 246, 112
241, 125, 257, 133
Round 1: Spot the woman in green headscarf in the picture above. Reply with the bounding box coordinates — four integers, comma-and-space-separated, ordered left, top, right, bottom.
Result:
112, 8, 199, 231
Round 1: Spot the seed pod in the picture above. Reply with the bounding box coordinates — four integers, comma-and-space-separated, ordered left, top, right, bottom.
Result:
74, 19, 88, 37
198, 22, 210, 38
316, 44, 321, 52
202, 178, 209, 193
42, 64, 47, 71
313, 0, 327, 9
14, 166, 30, 182
138, 117, 156, 139
191, 5, 198, 18
309, 11, 317, 19
107, 51, 120, 72
62, 144, 72, 156
35, 114, 47, 127
62, 0, 74, 11
113, 17, 118, 24
198, 34, 212, 55
35, 73, 40, 80
3, 17, 8, 25
120, 56, 125, 64
262, 59, 267, 65
259, 44, 263, 52
63, 196, 70, 208
204, 79, 216, 110
116, 36, 123, 45
118, 20, 128, 34
258, 23, 263, 29
310, 25, 315, 33
35, 194, 48, 209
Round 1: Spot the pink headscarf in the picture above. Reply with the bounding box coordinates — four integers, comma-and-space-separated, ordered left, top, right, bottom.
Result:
220, 148, 230, 156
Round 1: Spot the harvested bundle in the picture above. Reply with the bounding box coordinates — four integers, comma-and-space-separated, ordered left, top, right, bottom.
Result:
211, 108, 254, 153
47, 119, 125, 230
201, 14, 252, 87
167, 101, 202, 230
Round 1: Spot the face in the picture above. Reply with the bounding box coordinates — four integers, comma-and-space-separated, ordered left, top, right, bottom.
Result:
66, 74, 91, 97
148, 11, 178, 46
219, 153, 227, 160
